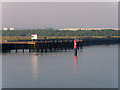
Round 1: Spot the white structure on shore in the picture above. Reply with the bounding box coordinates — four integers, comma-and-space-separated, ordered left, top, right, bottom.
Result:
9, 28, 15, 30
3, 28, 8, 30
59, 28, 80, 31
58, 28, 119, 31
2, 28, 15, 30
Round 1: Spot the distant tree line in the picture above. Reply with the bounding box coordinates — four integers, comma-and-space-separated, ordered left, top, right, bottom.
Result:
2, 29, 118, 36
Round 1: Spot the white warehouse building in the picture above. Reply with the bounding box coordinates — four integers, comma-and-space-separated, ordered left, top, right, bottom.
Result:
10, 28, 15, 30
3, 28, 8, 30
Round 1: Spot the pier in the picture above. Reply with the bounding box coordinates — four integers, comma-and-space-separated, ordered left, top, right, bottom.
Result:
2, 39, 81, 52
1, 38, 119, 53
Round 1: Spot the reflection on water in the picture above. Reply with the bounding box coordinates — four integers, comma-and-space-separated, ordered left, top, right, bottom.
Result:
31, 53, 38, 80
74, 55, 77, 75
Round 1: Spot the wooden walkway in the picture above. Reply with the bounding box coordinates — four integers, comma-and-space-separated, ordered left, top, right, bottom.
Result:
1, 39, 80, 52
1, 42, 35, 45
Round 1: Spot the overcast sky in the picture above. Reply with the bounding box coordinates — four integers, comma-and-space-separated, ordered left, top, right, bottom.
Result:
2, 2, 118, 29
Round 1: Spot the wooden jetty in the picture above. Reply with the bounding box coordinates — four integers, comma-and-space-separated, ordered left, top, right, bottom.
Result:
1, 39, 83, 52
1, 38, 119, 53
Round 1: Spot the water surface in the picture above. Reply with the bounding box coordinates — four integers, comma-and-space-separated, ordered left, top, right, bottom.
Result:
2, 45, 118, 88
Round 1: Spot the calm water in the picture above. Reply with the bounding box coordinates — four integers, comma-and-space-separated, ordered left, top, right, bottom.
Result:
2, 45, 118, 88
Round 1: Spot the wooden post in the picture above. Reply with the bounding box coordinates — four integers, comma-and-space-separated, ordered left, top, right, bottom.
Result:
34, 42, 36, 50
80, 40, 83, 49
49, 40, 52, 52
8, 49, 11, 53
29, 45, 31, 52
32, 45, 34, 52
40, 41, 43, 52
36, 43, 39, 52
8, 44, 11, 53
77, 43, 79, 49
15, 45, 17, 53
45, 48, 47, 52
36, 46, 39, 52
41, 48, 43, 52
22, 45, 24, 53
45, 42, 47, 52
32, 42, 36, 52
74, 48, 77, 56
50, 47, 52, 52
54, 41, 56, 51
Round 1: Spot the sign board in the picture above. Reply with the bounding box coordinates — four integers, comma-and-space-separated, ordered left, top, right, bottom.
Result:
31, 34, 37, 39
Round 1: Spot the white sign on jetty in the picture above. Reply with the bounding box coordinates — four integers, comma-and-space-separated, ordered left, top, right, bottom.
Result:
31, 34, 37, 40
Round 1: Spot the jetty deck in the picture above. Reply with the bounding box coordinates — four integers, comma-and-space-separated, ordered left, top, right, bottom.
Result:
2, 42, 35, 45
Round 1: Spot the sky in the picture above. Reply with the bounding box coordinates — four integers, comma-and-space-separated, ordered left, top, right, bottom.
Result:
1, 0, 119, 2
2, 2, 118, 29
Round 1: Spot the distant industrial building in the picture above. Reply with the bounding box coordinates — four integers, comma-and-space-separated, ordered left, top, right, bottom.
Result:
59, 28, 80, 31
3, 28, 8, 30
58, 28, 119, 31
9, 28, 15, 30
2, 28, 15, 30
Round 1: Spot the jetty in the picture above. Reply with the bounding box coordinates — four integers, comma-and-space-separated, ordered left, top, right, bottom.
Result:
1, 38, 119, 53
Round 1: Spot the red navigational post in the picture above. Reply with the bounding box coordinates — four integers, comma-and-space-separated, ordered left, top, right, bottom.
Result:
74, 40, 77, 56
